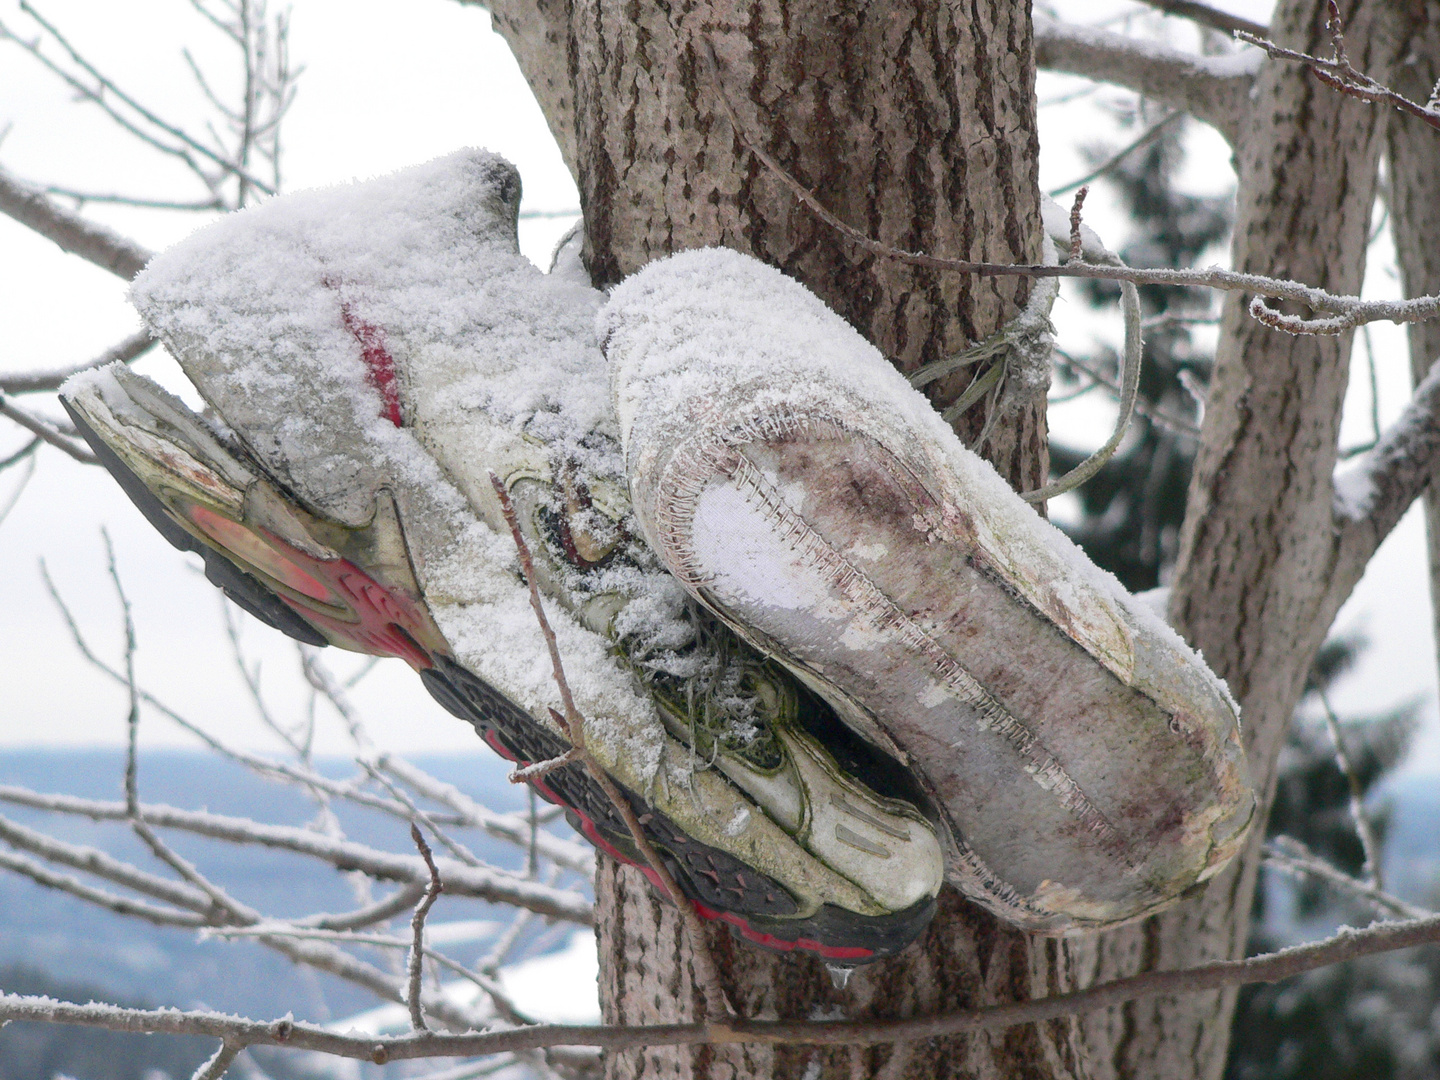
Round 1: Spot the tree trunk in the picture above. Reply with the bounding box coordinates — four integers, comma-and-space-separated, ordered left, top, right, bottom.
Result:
1071, 2, 1416, 1078
560, 2, 1078, 1078
1387, 2, 1440, 699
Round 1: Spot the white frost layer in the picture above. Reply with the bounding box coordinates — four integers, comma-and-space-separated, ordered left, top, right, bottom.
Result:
129, 149, 667, 778
600, 248, 1239, 718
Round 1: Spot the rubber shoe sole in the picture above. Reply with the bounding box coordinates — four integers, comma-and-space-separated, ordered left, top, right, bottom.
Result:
62, 349, 936, 964
602, 249, 1257, 933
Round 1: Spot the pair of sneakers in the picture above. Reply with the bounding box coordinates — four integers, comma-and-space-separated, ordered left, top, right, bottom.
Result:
62, 150, 1253, 965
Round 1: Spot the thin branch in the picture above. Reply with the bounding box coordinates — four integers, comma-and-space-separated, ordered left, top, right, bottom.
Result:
488, 471, 733, 1026
1048, 110, 1185, 197
191, 1040, 243, 1080
12, 906, 1440, 1057
45, 187, 225, 211
0, 784, 592, 922
0, 812, 213, 912
1334, 355, 1440, 581
1265, 837, 1427, 920
296, 884, 428, 931
1055, 349, 1201, 437
1033, 15, 1256, 144
110, 533, 248, 919
1238, 2, 1440, 133
0, 395, 98, 463
14, 2, 279, 194
407, 824, 444, 1032
0, 848, 209, 927
1133, 0, 1268, 38
0, 164, 152, 278
0, 451, 38, 528
1, 329, 156, 395
700, 45, 1438, 336
377, 755, 593, 875
1315, 688, 1385, 890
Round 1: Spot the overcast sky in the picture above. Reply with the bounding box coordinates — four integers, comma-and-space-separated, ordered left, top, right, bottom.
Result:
3, 0, 1433, 773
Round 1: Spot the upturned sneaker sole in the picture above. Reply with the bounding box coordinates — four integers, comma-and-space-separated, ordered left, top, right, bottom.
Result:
601, 249, 1256, 932
60, 151, 945, 962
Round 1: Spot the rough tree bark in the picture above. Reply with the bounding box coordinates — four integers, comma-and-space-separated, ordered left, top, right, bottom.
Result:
479, 1, 1428, 1078
562, 4, 1072, 1079
1070, 2, 1423, 1078
1387, 2, 1440, 696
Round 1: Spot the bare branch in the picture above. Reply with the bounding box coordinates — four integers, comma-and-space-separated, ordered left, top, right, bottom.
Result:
1054, 349, 1201, 438
1316, 688, 1385, 890
1334, 355, 1440, 583
1033, 15, 1256, 144
0, 164, 152, 277
1, 329, 156, 395
0, 450, 38, 528
1265, 837, 1428, 921
1133, 0, 1268, 39
296, 883, 428, 930
11, 906, 1440, 1057
13, 2, 279, 195
190, 1039, 243, 1080
45, 187, 225, 211
0, 812, 212, 912
701, 45, 1439, 336
1048, 110, 1184, 198
0, 395, 97, 463
0, 848, 209, 927
488, 471, 733, 1026
110, 533, 251, 920
377, 756, 594, 875
0, 787, 593, 922
1238, 2, 1440, 133
407, 824, 444, 1032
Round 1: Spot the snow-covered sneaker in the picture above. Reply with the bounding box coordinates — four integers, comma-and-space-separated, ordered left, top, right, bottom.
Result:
601, 249, 1257, 933
60, 151, 944, 963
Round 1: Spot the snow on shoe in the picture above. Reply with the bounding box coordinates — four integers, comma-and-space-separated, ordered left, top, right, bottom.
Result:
601, 248, 1256, 932
61, 150, 944, 962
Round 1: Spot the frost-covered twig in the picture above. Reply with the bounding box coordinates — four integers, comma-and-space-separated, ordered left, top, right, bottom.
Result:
110, 535, 249, 920
407, 824, 444, 1032
0, 847, 208, 927
0, 812, 214, 912
0, 164, 152, 278
363, 760, 487, 871
11, 906, 1440, 1057
1, 329, 155, 395
0, 395, 96, 463
703, 43, 1436, 336
377, 755, 593, 874
1033, 15, 1256, 143
488, 472, 734, 1026
1238, 2, 1440, 133
0, 786, 593, 921
1315, 688, 1385, 890
295, 884, 428, 931
190, 1040, 243, 1080
1264, 837, 1427, 921
1333, 355, 1440, 583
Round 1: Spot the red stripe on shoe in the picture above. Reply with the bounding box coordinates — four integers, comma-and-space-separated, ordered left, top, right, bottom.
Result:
338, 303, 403, 427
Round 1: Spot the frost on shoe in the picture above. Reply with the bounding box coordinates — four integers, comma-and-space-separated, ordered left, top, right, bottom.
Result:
124, 150, 944, 938
601, 248, 1257, 932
